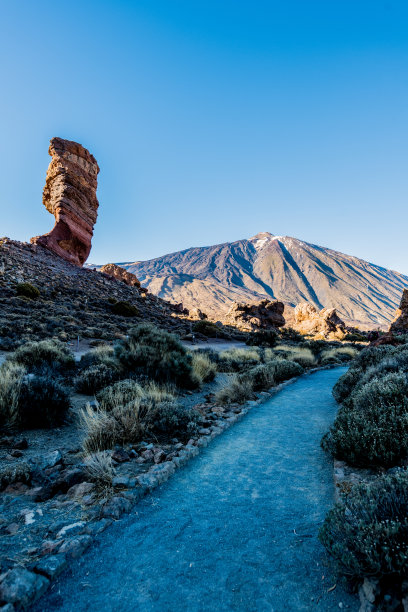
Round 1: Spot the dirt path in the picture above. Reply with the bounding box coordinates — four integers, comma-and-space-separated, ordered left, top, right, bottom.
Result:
35, 368, 357, 611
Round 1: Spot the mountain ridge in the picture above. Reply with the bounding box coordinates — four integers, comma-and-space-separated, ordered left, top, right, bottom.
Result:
102, 232, 408, 329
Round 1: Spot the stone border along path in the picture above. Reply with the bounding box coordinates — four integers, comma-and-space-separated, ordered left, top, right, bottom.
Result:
29, 366, 358, 612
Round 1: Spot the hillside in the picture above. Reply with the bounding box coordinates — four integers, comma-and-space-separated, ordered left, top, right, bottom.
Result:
118, 232, 408, 329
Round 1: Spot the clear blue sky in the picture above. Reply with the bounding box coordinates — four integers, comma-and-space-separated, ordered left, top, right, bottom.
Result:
1, 1, 408, 272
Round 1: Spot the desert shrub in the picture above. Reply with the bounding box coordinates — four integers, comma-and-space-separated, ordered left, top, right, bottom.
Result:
192, 320, 221, 338
16, 283, 40, 300
81, 399, 151, 453
0, 362, 26, 427
274, 345, 316, 368
218, 348, 261, 372
332, 367, 363, 403
0, 462, 31, 491
215, 376, 255, 405
279, 327, 303, 342
268, 358, 304, 383
320, 471, 408, 579
320, 346, 358, 365
191, 352, 217, 384
78, 345, 117, 370
111, 301, 139, 317
147, 401, 200, 438
74, 364, 119, 395
246, 329, 279, 347
324, 372, 408, 467
8, 339, 75, 373
353, 345, 394, 372
239, 363, 276, 391
15, 374, 71, 429
84, 451, 115, 498
115, 323, 197, 389
96, 378, 175, 412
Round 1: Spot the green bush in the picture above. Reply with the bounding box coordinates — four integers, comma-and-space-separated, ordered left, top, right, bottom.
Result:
8, 339, 75, 373
246, 329, 278, 347
192, 320, 221, 338
320, 471, 408, 579
147, 401, 199, 438
332, 367, 363, 403
111, 301, 139, 317
96, 379, 145, 411
14, 374, 70, 429
79, 345, 118, 371
324, 372, 408, 467
239, 363, 276, 391
16, 282, 40, 299
215, 376, 255, 405
115, 323, 197, 389
74, 364, 119, 395
269, 359, 304, 384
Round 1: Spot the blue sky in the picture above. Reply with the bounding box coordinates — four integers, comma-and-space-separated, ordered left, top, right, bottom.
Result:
1, 1, 408, 272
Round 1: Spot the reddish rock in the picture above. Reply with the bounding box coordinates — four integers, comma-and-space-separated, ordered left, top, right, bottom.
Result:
293, 302, 346, 338
31, 137, 99, 266
224, 299, 285, 331
100, 263, 140, 287
390, 289, 408, 334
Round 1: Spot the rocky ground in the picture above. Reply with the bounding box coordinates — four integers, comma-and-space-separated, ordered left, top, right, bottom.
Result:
0, 239, 206, 350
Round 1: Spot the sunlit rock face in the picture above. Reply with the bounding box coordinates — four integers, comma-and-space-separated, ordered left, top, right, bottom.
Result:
31, 137, 99, 266
390, 289, 408, 333
224, 299, 285, 331
100, 263, 141, 287
293, 302, 346, 338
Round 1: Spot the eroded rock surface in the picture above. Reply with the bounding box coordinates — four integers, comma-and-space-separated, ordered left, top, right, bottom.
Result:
390, 289, 408, 334
100, 264, 140, 287
224, 299, 285, 331
294, 302, 346, 338
31, 137, 99, 266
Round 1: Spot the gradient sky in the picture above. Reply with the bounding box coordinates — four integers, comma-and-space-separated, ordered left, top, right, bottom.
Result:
1, 1, 408, 272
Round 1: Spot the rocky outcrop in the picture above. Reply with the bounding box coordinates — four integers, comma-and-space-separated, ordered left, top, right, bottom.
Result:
293, 303, 346, 338
224, 299, 285, 332
31, 137, 99, 266
389, 289, 408, 333
100, 264, 140, 287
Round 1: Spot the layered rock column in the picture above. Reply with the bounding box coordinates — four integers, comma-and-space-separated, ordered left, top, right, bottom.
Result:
31, 137, 99, 266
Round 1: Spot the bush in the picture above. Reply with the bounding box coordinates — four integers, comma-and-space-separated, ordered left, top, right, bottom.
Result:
96, 379, 174, 412
0, 462, 32, 491
218, 348, 261, 372
269, 359, 304, 384
215, 376, 255, 405
320, 346, 358, 365
78, 345, 117, 370
16, 283, 40, 299
332, 367, 363, 403
0, 362, 26, 428
191, 352, 217, 385
74, 364, 119, 394
84, 451, 115, 498
279, 327, 303, 342
147, 401, 200, 438
111, 301, 139, 317
192, 320, 222, 338
274, 345, 316, 368
246, 329, 278, 347
115, 323, 197, 389
8, 339, 75, 373
320, 471, 408, 579
324, 372, 408, 467
239, 363, 276, 391
15, 374, 71, 429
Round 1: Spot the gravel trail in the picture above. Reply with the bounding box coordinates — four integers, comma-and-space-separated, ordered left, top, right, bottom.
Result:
36, 367, 357, 612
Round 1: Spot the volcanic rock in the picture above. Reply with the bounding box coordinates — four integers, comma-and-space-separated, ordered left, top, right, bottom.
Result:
293, 303, 346, 338
100, 263, 140, 287
31, 137, 99, 266
390, 289, 408, 333
224, 299, 285, 332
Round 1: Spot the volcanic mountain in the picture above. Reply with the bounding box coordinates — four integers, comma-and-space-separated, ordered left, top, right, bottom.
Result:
117, 233, 408, 329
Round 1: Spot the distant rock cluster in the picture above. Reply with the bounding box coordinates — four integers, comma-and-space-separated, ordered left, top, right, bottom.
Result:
31, 137, 100, 266
293, 303, 346, 339
390, 289, 408, 334
224, 299, 285, 332
100, 263, 141, 288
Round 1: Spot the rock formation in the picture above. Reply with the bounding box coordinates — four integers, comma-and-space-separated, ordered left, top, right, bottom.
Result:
389, 289, 408, 334
100, 263, 140, 287
31, 137, 99, 266
293, 303, 346, 338
224, 300, 285, 332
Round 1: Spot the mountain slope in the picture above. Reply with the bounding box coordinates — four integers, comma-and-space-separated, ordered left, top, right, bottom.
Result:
119, 233, 408, 329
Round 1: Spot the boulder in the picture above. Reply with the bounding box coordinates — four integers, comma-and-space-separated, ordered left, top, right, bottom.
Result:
31, 137, 99, 266
0, 568, 49, 609
224, 299, 285, 331
293, 302, 346, 338
99, 264, 140, 287
390, 289, 408, 333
